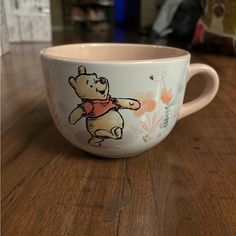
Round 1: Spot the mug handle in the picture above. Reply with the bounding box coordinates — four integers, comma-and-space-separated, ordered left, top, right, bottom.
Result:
178, 63, 219, 120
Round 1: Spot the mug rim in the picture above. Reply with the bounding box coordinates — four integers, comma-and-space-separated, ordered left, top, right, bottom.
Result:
40, 43, 190, 63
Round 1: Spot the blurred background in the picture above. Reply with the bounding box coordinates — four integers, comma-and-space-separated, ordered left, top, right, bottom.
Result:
1, 0, 236, 55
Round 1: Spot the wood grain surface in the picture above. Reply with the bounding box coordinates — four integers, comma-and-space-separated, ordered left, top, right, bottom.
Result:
1, 40, 236, 236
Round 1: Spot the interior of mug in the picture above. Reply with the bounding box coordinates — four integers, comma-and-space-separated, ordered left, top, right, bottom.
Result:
41, 43, 189, 61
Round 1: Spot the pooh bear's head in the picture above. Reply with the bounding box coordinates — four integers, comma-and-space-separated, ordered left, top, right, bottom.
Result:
69, 66, 109, 100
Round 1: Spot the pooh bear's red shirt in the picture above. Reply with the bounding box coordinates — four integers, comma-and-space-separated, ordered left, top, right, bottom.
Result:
80, 95, 121, 118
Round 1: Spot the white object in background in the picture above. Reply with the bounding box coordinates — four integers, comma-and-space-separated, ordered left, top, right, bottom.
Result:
0, 0, 10, 55
6, 15, 21, 42
19, 16, 33, 41
32, 15, 51, 41
4, 0, 52, 42
152, 0, 184, 37
19, 15, 51, 41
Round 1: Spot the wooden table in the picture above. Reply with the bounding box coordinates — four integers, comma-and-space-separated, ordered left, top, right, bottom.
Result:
2, 42, 236, 236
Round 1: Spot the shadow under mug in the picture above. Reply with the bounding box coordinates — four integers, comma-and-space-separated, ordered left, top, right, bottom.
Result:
40, 43, 219, 158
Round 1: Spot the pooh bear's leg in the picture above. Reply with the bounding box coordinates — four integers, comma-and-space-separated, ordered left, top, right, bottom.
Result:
111, 127, 122, 139
95, 127, 122, 139
87, 110, 124, 140
88, 136, 104, 147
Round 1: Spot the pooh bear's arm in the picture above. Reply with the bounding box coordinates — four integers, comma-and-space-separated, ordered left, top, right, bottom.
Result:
69, 106, 85, 125
115, 98, 140, 110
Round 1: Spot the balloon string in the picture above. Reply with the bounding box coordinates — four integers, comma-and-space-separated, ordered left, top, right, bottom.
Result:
154, 71, 167, 88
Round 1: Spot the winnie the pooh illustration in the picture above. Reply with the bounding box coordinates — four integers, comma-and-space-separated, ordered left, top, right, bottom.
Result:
68, 66, 141, 146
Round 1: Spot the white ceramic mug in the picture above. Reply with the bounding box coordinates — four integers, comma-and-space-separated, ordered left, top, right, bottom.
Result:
40, 43, 219, 158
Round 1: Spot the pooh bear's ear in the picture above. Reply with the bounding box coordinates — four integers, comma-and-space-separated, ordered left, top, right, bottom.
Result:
78, 66, 86, 75
69, 76, 77, 88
